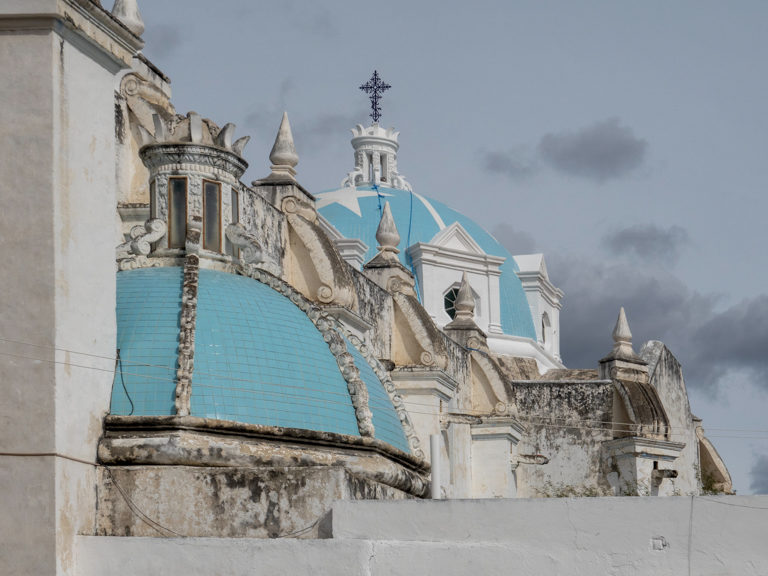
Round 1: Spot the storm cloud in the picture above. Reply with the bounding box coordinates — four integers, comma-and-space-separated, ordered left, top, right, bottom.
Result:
538, 118, 647, 182
603, 224, 689, 265
547, 254, 713, 375
750, 454, 768, 494
529, 251, 768, 395
687, 294, 768, 389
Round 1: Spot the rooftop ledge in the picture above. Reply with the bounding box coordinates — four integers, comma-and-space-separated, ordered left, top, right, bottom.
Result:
0, 0, 143, 70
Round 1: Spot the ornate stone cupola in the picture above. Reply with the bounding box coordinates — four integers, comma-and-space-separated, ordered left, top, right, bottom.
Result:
341, 124, 412, 191
117, 111, 250, 268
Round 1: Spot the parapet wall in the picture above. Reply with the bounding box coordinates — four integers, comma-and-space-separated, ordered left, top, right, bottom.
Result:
77, 495, 768, 575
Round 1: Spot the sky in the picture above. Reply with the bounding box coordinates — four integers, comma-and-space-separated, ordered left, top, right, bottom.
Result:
136, 0, 768, 494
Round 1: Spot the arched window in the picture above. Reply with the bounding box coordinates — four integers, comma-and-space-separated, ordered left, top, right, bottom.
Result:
541, 312, 552, 351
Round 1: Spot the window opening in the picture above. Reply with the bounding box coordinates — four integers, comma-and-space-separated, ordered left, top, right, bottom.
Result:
149, 180, 157, 219
168, 177, 187, 249
227, 187, 239, 257
203, 180, 221, 252
444, 287, 460, 320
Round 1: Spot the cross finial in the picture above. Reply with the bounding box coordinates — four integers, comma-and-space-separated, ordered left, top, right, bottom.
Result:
360, 70, 391, 123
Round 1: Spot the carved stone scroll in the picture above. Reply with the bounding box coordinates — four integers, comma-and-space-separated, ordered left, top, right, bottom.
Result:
116, 218, 166, 270
175, 254, 199, 416
226, 222, 264, 265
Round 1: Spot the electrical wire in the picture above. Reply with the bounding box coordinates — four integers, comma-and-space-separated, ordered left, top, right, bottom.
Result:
116, 349, 134, 416
405, 189, 422, 303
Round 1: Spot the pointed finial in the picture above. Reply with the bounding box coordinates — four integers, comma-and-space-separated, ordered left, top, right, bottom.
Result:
611, 307, 637, 358
374, 202, 400, 263
453, 272, 475, 322
268, 112, 298, 180
112, 0, 145, 36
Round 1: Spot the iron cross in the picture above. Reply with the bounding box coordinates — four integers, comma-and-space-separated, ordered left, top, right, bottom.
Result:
360, 70, 391, 123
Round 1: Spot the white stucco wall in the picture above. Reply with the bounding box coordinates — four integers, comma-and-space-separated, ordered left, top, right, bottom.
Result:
0, 5, 132, 574
0, 25, 59, 576
76, 495, 768, 576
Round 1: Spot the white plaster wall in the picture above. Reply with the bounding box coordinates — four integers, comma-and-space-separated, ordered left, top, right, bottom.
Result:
76, 496, 768, 576
52, 30, 120, 576
421, 265, 492, 332
0, 14, 123, 575
470, 436, 515, 498
76, 537, 374, 576
0, 27, 60, 576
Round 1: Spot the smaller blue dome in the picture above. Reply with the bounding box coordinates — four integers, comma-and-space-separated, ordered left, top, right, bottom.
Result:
111, 267, 410, 453
317, 185, 537, 340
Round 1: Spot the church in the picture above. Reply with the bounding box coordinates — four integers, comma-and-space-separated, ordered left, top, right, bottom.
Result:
4, 2, 762, 575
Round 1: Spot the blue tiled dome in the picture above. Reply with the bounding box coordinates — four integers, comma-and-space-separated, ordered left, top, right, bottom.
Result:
111, 267, 410, 452
317, 185, 537, 340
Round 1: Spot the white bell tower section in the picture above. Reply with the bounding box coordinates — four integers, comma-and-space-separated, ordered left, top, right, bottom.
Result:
341, 123, 412, 191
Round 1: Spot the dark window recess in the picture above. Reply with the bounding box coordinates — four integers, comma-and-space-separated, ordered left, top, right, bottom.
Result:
168, 177, 187, 249
203, 180, 221, 252
226, 187, 239, 256
149, 180, 157, 219
444, 287, 460, 320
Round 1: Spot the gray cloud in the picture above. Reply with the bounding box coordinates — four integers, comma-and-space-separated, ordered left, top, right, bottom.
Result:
751, 454, 768, 494
492, 223, 537, 254
483, 150, 537, 180
294, 110, 369, 142
538, 118, 647, 182
547, 254, 713, 376
527, 251, 768, 395
142, 24, 183, 61
687, 295, 768, 389
243, 79, 298, 138
603, 224, 689, 265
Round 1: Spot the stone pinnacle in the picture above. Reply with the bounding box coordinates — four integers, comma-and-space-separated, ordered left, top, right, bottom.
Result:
268, 111, 299, 179
112, 0, 144, 36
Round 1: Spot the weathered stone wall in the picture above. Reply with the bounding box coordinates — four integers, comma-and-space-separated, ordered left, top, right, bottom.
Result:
350, 270, 393, 360
241, 187, 285, 275
641, 341, 701, 494
97, 465, 411, 539
506, 381, 615, 497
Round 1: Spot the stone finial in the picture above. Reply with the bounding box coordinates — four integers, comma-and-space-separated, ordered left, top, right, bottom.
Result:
444, 271, 483, 335
364, 201, 415, 294
375, 202, 400, 261
453, 272, 475, 322
610, 307, 640, 360
268, 112, 299, 180
112, 0, 144, 36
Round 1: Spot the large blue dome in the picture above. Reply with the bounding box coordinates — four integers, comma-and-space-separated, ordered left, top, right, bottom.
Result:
317, 185, 537, 340
110, 266, 410, 452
